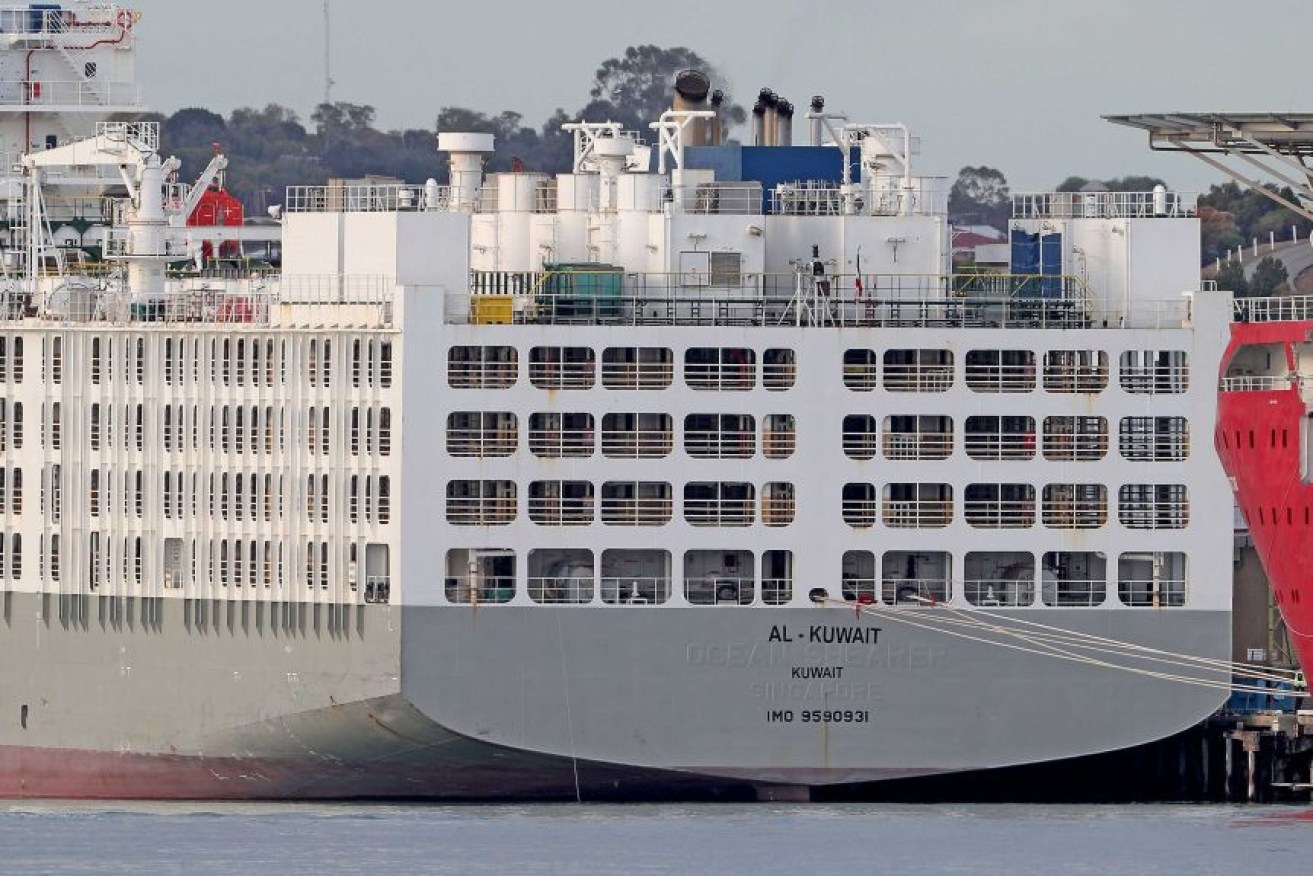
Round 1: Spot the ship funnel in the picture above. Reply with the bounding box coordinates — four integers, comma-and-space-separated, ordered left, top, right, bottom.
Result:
809, 95, 825, 146
752, 101, 767, 147
758, 88, 779, 146
673, 69, 712, 147
437, 132, 495, 212
710, 89, 725, 146
777, 100, 794, 147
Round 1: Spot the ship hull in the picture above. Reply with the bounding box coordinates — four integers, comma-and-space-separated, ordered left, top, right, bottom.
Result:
1216, 321, 1313, 673
0, 593, 1228, 799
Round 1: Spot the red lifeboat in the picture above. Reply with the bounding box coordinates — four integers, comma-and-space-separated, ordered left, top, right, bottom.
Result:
186, 186, 244, 260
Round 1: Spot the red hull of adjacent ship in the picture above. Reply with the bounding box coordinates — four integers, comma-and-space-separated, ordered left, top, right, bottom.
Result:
1217, 320, 1313, 673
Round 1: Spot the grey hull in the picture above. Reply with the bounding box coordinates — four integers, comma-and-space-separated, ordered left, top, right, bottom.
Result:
0, 593, 1229, 798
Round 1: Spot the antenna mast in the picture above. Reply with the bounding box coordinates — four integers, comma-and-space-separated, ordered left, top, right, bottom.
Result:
323, 0, 334, 106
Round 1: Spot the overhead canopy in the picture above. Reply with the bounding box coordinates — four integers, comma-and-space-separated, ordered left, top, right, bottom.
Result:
1104, 113, 1313, 156
1105, 113, 1313, 222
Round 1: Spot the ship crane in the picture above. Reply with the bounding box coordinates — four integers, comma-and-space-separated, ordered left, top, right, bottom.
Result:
22, 120, 180, 303
178, 149, 230, 220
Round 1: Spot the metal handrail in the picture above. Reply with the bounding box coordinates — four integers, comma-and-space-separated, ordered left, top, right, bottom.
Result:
448, 361, 518, 389
881, 578, 952, 606
445, 576, 515, 604
762, 429, 796, 458
1234, 295, 1313, 323
527, 429, 594, 458
881, 499, 953, 528
2, 79, 140, 108
527, 497, 594, 525
600, 577, 672, 605
963, 579, 1035, 607
963, 433, 1035, 460
285, 183, 450, 213
1012, 190, 1197, 219
598, 497, 673, 526
599, 429, 672, 458
684, 430, 755, 458
600, 361, 674, 390
1042, 582, 1108, 608
965, 363, 1037, 393
444, 497, 516, 525
445, 427, 517, 458
683, 577, 755, 605
1118, 368, 1190, 394
1042, 429, 1109, 460
450, 273, 1191, 330
528, 363, 595, 390
683, 500, 755, 527
1117, 578, 1187, 607
1220, 375, 1290, 392
883, 365, 953, 392
527, 576, 594, 604
883, 432, 953, 460
963, 499, 1037, 529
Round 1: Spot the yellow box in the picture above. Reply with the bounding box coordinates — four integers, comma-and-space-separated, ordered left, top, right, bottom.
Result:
471, 295, 513, 325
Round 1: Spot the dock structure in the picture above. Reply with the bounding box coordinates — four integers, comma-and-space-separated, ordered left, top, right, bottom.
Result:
1211, 711, 1313, 803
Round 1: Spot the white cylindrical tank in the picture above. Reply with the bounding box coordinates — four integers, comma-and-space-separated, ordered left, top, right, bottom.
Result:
496, 212, 532, 272
1153, 183, 1168, 217
593, 135, 634, 212
496, 172, 547, 213
556, 174, 599, 212
438, 132, 495, 212
617, 173, 660, 213
127, 158, 168, 296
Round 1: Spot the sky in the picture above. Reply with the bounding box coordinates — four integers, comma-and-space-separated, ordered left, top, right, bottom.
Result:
130, 0, 1313, 193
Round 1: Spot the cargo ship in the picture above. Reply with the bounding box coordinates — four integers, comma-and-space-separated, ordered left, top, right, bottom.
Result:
0, 4, 1241, 799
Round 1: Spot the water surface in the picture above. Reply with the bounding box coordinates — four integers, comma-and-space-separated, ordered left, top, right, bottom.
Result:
0, 802, 1307, 875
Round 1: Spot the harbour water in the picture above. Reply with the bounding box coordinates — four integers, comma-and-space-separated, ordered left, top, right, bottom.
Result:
0, 802, 1307, 874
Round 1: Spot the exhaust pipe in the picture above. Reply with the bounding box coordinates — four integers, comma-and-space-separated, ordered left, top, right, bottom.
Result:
710, 89, 725, 146
809, 95, 825, 146
758, 89, 779, 146
777, 99, 794, 147
673, 68, 711, 147
752, 100, 767, 147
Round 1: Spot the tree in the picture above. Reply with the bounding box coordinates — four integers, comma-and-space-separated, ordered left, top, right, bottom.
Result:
1102, 175, 1166, 193
312, 101, 377, 138
1055, 175, 1166, 193
949, 165, 1011, 230
1198, 204, 1244, 265
586, 45, 747, 137
1249, 256, 1289, 297
162, 107, 226, 150
1215, 260, 1248, 296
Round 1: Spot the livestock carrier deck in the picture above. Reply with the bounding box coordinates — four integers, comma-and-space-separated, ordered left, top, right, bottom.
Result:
0, 6, 1245, 799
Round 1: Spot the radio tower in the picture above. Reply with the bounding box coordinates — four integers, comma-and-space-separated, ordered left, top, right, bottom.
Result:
323, 0, 335, 106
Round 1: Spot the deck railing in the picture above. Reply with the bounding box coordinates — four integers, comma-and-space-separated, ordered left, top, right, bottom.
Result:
1234, 295, 1313, 323
449, 272, 1195, 330
1012, 190, 1197, 220
1219, 375, 1291, 392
